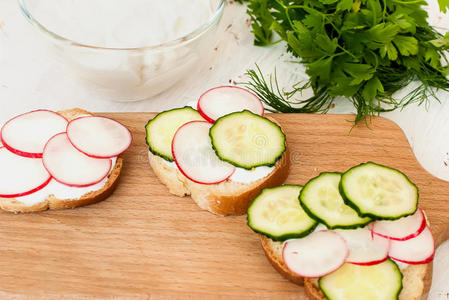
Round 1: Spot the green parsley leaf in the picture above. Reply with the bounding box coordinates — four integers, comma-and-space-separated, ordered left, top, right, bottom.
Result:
362, 76, 384, 101
430, 31, 449, 49
337, 0, 353, 11
393, 35, 419, 56
307, 57, 334, 83
438, 0, 449, 13
241, 0, 449, 124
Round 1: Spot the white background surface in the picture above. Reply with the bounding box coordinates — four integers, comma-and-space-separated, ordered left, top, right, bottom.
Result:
1, 0, 449, 298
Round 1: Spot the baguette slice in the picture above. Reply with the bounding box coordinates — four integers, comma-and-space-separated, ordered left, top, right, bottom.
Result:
260, 230, 430, 300
148, 143, 290, 216
0, 108, 123, 213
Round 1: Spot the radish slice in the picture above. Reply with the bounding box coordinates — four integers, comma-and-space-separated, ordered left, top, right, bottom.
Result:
389, 226, 435, 264
197, 86, 264, 123
172, 121, 235, 184
336, 227, 390, 266
0, 147, 51, 198
1, 110, 68, 158
372, 208, 426, 241
283, 230, 348, 278
43, 133, 112, 187
67, 116, 132, 158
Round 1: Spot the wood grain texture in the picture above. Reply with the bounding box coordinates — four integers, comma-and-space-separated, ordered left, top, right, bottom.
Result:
0, 113, 447, 299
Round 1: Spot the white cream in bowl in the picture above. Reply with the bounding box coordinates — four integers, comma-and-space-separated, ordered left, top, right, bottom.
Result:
22, 0, 223, 101
31, 0, 215, 48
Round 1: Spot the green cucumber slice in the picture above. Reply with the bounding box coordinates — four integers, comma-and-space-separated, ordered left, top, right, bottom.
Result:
210, 110, 286, 169
145, 107, 204, 161
300, 172, 371, 229
247, 185, 317, 241
319, 259, 403, 300
340, 162, 418, 220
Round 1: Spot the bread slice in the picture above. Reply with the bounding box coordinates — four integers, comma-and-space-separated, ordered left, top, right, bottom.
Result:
259, 233, 430, 299
0, 108, 123, 213
148, 147, 290, 216
259, 235, 305, 285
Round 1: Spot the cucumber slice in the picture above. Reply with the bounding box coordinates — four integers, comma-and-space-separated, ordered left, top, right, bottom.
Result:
319, 260, 403, 300
300, 172, 371, 229
210, 110, 286, 169
340, 162, 418, 220
145, 107, 204, 161
247, 185, 317, 241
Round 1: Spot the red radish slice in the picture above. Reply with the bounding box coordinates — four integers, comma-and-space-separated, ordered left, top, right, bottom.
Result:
172, 121, 235, 184
372, 208, 426, 241
283, 230, 348, 278
1, 110, 68, 158
67, 116, 132, 158
336, 227, 390, 266
389, 226, 435, 264
0, 147, 51, 198
197, 86, 264, 123
43, 133, 112, 187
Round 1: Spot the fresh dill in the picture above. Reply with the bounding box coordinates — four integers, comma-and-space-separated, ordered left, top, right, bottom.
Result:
239, 0, 449, 123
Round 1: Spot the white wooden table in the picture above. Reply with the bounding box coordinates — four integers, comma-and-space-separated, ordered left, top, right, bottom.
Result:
0, 0, 448, 298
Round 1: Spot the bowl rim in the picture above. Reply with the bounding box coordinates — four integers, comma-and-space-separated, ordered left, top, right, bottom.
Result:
17, 0, 226, 51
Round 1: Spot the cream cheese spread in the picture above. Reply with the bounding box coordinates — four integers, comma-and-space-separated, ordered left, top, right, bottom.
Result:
163, 156, 275, 184
392, 259, 409, 271
15, 157, 117, 206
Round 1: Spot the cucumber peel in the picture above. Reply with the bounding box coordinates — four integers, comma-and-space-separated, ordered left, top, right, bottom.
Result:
247, 185, 317, 241
145, 107, 204, 162
319, 259, 403, 300
300, 172, 371, 229
340, 162, 418, 220
210, 110, 286, 170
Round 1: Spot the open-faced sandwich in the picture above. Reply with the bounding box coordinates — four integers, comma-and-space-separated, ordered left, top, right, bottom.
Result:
145, 86, 290, 216
247, 162, 433, 300
0, 108, 132, 213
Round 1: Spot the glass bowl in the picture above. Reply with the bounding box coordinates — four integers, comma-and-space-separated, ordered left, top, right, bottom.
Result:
18, 0, 226, 102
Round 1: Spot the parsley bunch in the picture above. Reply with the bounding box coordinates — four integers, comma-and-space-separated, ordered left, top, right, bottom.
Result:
240, 0, 449, 123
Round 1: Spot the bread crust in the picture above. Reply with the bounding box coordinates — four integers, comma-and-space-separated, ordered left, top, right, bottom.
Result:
148, 146, 290, 216
259, 235, 304, 285
0, 108, 124, 213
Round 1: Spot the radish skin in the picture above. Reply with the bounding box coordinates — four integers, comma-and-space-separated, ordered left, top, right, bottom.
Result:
388, 226, 435, 264
282, 230, 348, 278
372, 208, 426, 241
0, 110, 68, 158
67, 116, 132, 158
43, 133, 112, 187
0, 147, 51, 197
172, 121, 235, 184
336, 227, 390, 266
197, 86, 264, 123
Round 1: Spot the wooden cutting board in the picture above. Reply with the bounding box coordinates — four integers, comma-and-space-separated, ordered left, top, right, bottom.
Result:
0, 113, 448, 299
